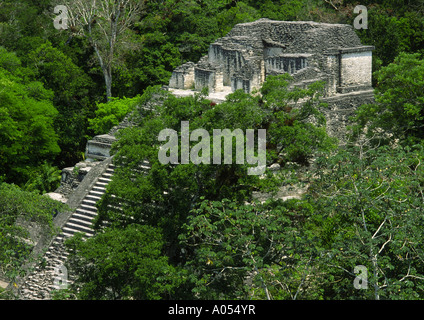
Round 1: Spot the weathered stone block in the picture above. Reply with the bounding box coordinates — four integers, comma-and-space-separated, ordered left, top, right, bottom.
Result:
85, 134, 116, 160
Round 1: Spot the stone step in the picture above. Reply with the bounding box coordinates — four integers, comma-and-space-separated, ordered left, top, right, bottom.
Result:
62, 227, 92, 238
82, 198, 98, 207
107, 204, 123, 211
89, 190, 106, 197
57, 231, 73, 241
45, 257, 67, 267
97, 177, 112, 184
102, 172, 113, 179
45, 257, 66, 267
19, 162, 120, 300
92, 185, 106, 193
61, 229, 93, 239
71, 212, 96, 223
75, 207, 98, 217
95, 181, 109, 188
67, 216, 94, 229
52, 235, 67, 245
46, 243, 68, 253
101, 172, 113, 178
64, 218, 94, 232
44, 265, 59, 272
80, 203, 98, 213
45, 250, 69, 260
62, 223, 94, 237
61, 231, 82, 241
85, 193, 102, 202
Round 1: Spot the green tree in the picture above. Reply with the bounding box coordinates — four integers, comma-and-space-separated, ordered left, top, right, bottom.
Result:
23, 161, 61, 195
0, 48, 60, 185
96, 75, 333, 229
60, 0, 146, 101
180, 197, 320, 299
88, 96, 139, 135
65, 224, 183, 300
307, 142, 424, 299
246, 0, 316, 21
85, 76, 335, 300
136, 0, 258, 66
354, 52, 424, 145
114, 31, 182, 97
259, 74, 335, 165
0, 183, 66, 288
25, 41, 95, 167
0, 0, 54, 50
354, 9, 424, 72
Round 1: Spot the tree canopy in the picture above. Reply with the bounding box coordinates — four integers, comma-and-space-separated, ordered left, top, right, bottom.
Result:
1, 0, 424, 301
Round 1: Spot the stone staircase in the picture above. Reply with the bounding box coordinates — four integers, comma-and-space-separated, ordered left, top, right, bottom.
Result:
61, 163, 114, 239
17, 103, 147, 299
19, 162, 115, 300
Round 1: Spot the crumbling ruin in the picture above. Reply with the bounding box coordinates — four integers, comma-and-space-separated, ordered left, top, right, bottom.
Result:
169, 18, 374, 98
169, 18, 375, 141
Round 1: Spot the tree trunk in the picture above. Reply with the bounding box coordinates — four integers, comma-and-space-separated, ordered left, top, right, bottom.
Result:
67, 0, 145, 103
104, 67, 113, 102
93, 44, 113, 102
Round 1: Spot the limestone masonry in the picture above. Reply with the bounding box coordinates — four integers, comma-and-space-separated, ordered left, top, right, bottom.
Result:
168, 18, 374, 98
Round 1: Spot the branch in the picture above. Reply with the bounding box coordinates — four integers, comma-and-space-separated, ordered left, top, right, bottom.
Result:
249, 251, 271, 300
293, 255, 313, 300
372, 216, 387, 239
324, 0, 341, 11
399, 264, 424, 282
378, 234, 392, 255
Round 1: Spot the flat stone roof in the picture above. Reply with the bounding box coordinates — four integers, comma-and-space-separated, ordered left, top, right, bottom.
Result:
169, 87, 232, 103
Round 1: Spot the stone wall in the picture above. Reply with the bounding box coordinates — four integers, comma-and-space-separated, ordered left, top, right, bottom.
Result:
85, 134, 117, 161
339, 49, 373, 91
194, 67, 216, 91
265, 55, 309, 74
169, 62, 195, 89
321, 89, 375, 143
169, 18, 374, 98
53, 161, 101, 200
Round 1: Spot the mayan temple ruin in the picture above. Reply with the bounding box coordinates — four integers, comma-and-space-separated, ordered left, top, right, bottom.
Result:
168, 18, 374, 98
14, 18, 375, 299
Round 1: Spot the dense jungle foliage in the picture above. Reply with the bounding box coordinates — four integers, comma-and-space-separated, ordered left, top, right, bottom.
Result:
1, 0, 424, 300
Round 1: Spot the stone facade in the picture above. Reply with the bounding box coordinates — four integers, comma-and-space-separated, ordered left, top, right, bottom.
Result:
168, 18, 374, 97
168, 62, 196, 90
